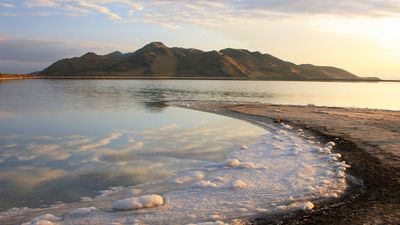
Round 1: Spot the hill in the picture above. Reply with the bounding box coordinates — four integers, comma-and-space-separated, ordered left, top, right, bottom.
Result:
39, 42, 368, 80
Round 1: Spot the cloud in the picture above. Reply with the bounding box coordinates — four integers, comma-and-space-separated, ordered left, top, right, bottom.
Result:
0, 12, 21, 17
133, 0, 400, 29
0, 38, 82, 73
311, 16, 400, 56
0, 37, 132, 73
242, 0, 400, 17
25, 0, 60, 8
24, 0, 127, 20
0, 2, 14, 8
0, 38, 79, 61
72, 1, 122, 20
11, 0, 400, 27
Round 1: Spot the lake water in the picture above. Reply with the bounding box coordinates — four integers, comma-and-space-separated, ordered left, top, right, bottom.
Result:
0, 80, 398, 224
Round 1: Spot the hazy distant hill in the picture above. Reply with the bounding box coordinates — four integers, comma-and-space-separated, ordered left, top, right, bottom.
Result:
40, 42, 367, 80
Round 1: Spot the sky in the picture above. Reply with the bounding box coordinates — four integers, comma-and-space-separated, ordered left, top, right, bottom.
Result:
0, 0, 399, 79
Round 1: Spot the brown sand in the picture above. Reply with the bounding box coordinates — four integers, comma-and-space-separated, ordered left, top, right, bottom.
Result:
175, 101, 400, 225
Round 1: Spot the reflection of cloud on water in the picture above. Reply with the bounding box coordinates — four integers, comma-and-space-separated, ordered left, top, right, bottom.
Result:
0, 167, 68, 188
29, 135, 54, 141
158, 123, 181, 131
63, 136, 92, 147
0, 122, 263, 165
3, 143, 17, 148
98, 142, 145, 163
0, 110, 12, 118
133, 122, 263, 161
0, 121, 264, 208
25, 144, 68, 161
78, 131, 123, 151
0, 165, 172, 209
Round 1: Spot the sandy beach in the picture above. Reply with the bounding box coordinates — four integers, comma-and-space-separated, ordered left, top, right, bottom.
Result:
175, 101, 400, 225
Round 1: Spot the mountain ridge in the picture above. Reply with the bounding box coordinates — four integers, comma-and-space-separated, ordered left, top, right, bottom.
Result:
39, 42, 377, 80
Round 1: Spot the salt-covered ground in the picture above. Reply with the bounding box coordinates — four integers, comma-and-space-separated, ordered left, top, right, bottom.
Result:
5, 112, 350, 225
183, 101, 400, 225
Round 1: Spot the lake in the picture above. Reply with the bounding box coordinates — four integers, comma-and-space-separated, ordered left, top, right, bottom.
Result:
0, 79, 398, 224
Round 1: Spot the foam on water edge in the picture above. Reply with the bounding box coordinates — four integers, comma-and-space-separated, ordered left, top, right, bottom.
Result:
3, 122, 350, 225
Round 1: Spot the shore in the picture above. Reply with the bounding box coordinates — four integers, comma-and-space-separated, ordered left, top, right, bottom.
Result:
3, 75, 399, 82
174, 101, 400, 225
0, 101, 398, 224
0, 74, 35, 80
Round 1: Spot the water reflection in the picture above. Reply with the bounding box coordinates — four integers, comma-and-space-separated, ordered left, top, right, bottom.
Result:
0, 114, 264, 210
1, 80, 399, 113
142, 101, 169, 113
0, 79, 399, 211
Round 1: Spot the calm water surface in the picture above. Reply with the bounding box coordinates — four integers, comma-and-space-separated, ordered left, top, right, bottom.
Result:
0, 79, 399, 211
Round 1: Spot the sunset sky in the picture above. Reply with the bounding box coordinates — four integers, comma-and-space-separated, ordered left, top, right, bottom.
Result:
0, 0, 399, 79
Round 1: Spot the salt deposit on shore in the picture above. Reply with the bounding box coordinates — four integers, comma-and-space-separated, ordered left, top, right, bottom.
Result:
112, 195, 164, 210
21, 214, 61, 225
8, 116, 349, 225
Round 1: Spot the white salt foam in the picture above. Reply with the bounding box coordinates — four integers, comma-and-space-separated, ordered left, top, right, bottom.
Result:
69, 207, 97, 215
15, 119, 350, 225
240, 145, 248, 150
21, 214, 61, 225
112, 195, 164, 210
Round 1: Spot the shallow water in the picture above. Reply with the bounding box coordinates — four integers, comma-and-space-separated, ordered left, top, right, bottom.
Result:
0, 79, 393, 224
0, 80, 268, 210
0, 80, 399, 112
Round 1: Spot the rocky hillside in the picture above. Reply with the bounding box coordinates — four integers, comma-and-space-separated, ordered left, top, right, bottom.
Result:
40, 42, 362, 80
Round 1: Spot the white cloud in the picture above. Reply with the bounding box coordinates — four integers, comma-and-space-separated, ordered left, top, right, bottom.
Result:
0, 12, 21, 16
75, 1, 122, 20
22, 0, 143, 21
18, 0, 400, 26
0, 2, 15, 8
25, 0, 60, 8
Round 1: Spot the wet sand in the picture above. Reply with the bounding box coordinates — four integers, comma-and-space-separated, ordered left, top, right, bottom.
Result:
175, 101, 400, 225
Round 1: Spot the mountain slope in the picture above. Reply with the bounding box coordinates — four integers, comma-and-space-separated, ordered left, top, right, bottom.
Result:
40, 42, 362, 80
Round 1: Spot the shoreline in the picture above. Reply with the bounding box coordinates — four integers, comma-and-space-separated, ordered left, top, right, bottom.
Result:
173, 101, 400, 224
0, 75, 35, 80
0, 101, 398, 224
0, 102, 349, 225
2, 76, 398, 82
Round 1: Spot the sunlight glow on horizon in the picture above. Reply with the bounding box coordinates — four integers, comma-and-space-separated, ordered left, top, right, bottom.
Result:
0, 0, 399, 79
313, 17, 400, 57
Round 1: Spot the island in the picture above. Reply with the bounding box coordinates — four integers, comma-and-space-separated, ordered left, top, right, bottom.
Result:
39, 42, 380, 81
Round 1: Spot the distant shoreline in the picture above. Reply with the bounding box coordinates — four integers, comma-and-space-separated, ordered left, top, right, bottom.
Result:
1, 75, 398, 82
0, 74, 36, 80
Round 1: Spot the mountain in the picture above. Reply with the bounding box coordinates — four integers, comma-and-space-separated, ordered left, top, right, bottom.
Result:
39, 42, 366, 80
